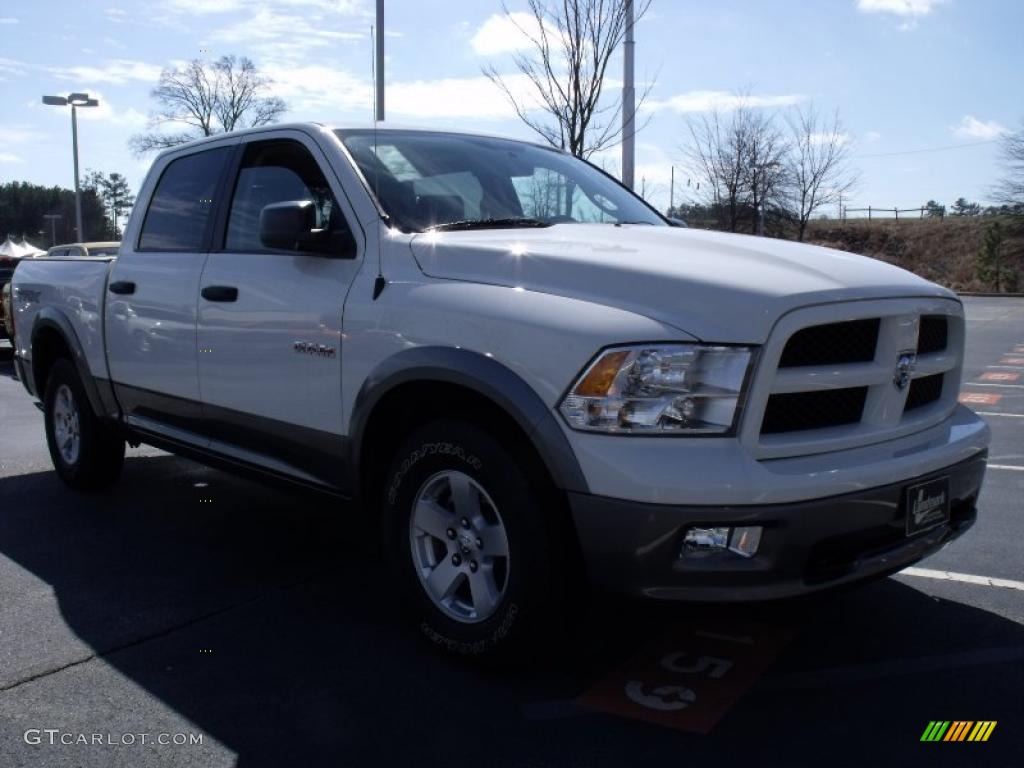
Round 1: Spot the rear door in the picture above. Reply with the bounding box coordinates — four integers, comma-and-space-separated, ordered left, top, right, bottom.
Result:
195, 131, 363, 487
105, 144, 234, 441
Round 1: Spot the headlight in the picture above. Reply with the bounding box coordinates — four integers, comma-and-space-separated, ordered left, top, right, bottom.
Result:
559, 344, 754, 434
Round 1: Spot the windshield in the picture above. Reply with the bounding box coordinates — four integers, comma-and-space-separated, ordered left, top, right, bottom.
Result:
336, 130, 666, 233
87, 246, 120, 257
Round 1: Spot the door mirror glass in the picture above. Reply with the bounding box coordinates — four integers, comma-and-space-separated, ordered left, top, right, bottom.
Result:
259, 200, 315, 249
258, 200, 355, 257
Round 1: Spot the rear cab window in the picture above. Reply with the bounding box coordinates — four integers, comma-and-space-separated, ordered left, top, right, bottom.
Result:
138, 147, 232, 252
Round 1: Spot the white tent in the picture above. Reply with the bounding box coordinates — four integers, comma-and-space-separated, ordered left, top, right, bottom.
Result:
17, 238, 45, 257
0, 236, 45, 258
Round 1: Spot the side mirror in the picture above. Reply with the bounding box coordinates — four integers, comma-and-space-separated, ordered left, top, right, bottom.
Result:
667, 217, 688, 228
259, 200, 356, 258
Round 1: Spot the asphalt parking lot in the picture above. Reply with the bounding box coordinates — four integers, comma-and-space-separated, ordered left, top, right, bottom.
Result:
0, 297, 1021, 768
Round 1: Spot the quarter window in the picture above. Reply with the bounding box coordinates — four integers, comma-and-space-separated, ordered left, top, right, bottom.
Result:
138, 147, 231, 252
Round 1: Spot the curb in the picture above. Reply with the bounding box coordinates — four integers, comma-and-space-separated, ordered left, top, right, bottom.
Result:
957, 292, 1024, 298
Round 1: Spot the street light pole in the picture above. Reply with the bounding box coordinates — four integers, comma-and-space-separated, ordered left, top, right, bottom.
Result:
43, 214, 62, 247
71, 105, 82, 240
375, 0, 385, 121
42, 93, 99, 243
621, 0, 635, 190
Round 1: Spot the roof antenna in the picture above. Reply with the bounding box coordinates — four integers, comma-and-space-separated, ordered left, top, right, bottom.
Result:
371, 22, 386, 300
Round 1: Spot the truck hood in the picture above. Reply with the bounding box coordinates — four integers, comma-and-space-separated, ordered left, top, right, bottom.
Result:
409, 224, 954, 343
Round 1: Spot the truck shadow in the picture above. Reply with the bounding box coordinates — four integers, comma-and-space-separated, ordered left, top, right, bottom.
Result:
0, 455, 1021, 766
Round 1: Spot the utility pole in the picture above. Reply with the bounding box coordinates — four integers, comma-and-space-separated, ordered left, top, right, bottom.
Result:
621, 0, 635, 190
71, 105, 82, 239
669, 166, 675, 213
375, 0, 385, 121
43, 214, 62, 247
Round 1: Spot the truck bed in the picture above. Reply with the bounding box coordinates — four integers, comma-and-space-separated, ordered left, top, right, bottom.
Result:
11, 256, 116, 382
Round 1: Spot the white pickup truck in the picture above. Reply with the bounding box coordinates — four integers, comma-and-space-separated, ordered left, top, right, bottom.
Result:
8, 124, 990, 659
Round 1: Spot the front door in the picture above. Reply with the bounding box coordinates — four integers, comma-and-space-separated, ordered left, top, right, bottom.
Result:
195, 133, 362, 487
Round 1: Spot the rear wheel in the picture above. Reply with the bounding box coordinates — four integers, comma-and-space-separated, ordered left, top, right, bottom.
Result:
382, 419, 569, 662
44, 358, 125, 490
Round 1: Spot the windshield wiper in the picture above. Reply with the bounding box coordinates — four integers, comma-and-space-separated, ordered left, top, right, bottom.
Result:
429, 217, 551, 232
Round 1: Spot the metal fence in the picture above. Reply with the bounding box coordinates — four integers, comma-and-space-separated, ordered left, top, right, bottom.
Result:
842, 206, 944, 221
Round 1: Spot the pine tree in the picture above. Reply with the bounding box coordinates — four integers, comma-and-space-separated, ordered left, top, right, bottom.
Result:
976, 221, 1007, 291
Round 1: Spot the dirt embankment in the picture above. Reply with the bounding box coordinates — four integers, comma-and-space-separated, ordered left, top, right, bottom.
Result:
805, 217, 1024, 292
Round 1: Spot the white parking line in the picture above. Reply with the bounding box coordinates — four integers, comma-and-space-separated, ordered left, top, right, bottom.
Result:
900, 567, 1024, 591
987, 365, 1024, 370
988, 464, 1024, 472
967, 382, 1024, 389
977, 411, 1024, 418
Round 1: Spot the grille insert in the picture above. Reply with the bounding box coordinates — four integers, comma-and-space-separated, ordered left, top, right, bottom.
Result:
917, 315, 948, 354
779, 319, 880, 368
761, 387, 868, 435
905, 373, 944, 412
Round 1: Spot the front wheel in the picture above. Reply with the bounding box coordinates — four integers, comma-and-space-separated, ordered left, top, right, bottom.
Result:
44, 358, 125, 490
382, 419, 569, 662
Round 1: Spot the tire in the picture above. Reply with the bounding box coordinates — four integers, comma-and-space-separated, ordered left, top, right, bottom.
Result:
44, 358, 125, 490
382, 418, 569, 662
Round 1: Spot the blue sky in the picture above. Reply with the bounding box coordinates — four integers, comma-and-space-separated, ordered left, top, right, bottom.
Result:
0, 0, 1020, 216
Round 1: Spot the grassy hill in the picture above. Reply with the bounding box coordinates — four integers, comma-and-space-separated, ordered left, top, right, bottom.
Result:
804, 216, 1024, 293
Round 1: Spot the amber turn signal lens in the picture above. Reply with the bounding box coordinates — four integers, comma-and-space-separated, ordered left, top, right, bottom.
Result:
574, 350, 630, 397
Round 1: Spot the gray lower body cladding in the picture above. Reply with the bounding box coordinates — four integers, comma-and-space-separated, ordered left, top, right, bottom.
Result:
568, 450, 987, 601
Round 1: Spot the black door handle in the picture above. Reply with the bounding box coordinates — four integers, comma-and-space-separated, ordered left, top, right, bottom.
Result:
201, 285, 238, 302
108, 280, 135, 295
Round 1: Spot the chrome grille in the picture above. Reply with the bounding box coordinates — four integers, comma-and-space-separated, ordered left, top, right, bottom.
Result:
741, 298, 964, 460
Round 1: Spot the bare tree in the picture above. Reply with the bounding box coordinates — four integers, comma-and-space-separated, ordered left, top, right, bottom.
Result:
682, 109, 744, 231
785, 105, 858, 241
681, 101, 788, 233
131, 56, 286, 154
743, 108, 789, 235
484, 0, 652, 159
993, 120, 1024, 207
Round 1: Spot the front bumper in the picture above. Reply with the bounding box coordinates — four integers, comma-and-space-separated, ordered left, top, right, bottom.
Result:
569, 450, 987, 601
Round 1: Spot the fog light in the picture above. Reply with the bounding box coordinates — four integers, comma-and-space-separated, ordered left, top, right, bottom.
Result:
681, 525, 763, 559
728, 526, 762, 558
682, 527, 730, 555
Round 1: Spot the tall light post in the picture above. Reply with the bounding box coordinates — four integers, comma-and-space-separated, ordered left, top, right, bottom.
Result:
621, 0, 635, 190
42, 93, 99, 242
375, 0, 385, 121
43, 214, 62, 247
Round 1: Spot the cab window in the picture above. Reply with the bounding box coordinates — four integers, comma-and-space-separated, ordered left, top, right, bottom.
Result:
224, 140, 350, 253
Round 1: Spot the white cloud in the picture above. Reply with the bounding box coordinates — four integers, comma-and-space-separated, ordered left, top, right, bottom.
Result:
166, 0, 246, 13
865, 130, 882, 142
0, 152, 25, 163
210, 8, 364, 58
0, 17, 19, 24
471, 13, 544, 56
855, 0, 944, 16
809, 132, 851, 146
645, 90, 804, 114
263, 64, 373, 113
389, 74, 541, 120
48, 59, 163, 85
951, 115, 1008, 140
264, 64, 542, 123
169, 0, 364, 14
0, 56, 27, 77
0, 126, 36, 144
